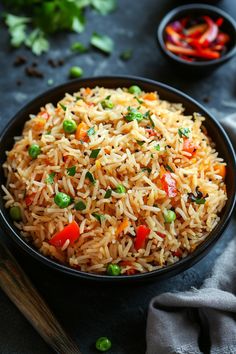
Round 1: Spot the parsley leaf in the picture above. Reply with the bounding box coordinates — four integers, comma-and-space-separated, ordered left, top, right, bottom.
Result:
25, 28, 49, 55
90, 32, 114, 54
154, 144, 161, 151
5, 14, 30, 47
91, 0, 117, 15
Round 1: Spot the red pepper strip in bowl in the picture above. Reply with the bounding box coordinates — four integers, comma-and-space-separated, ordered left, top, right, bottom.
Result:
166, 42, 220, 60
49, 221, 80, 247
134, 225, 151, 250
199, 16, 219, 45
161, 172, 177, 198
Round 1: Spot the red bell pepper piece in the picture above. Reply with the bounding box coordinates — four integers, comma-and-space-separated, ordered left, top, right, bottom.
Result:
166, 42, 220, 60
161, 172, 177, 198
134, 225, 151, 250
49, 221, 80, 247
183, 138, 197, 156
146, 128, 158, 137
172, 249, 182, 257
25, 193, 36, 207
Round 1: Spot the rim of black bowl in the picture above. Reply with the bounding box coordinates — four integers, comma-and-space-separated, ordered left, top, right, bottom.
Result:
157, 4, 236, 67
0, 75, 235, 282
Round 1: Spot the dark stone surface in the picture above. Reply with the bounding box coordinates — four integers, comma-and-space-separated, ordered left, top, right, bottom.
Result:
0, 0, 235, 353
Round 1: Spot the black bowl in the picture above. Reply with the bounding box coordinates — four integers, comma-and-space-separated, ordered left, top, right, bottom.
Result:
157, 4, 236, 73
0, 76, 235, 282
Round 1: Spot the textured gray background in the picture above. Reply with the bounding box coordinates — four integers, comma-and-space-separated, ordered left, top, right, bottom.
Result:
0, 0, 236, 353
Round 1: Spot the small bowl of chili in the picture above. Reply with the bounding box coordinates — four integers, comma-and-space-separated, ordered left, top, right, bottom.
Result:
157, 4, 236, 72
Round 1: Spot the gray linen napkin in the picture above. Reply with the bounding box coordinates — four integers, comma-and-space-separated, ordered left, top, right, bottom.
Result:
146, 114, 236, 354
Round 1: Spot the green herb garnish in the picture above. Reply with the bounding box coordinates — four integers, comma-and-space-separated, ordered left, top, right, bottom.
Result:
85, 171, 96, 184
4, 1, 117, 55
92, 212, 105, 223
104, 189, 112, 199
195, 198, 206, 204
90, 149, 101, 158
144, 110, 155, 128
115, 184, 126, 194
178, 127, 190, 138
124, 106, 143, 122
67, 166, 76, 176
154, 144, 161, 151
92, 0, 117, 15
135, 96, 144, 104
101, 96, 114, 109
142, 168, 152, 173
136, 140, 145, 146
87, 126, 95, 136
165, 165, 174, 173
74, 200, 86, 210
59, 103, 66, 111
90, 32, 114, 54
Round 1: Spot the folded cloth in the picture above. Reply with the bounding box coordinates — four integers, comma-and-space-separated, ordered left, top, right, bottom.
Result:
146, 115, 236, 354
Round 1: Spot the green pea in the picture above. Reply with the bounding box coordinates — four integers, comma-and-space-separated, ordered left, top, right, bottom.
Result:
107, 263, 121, 276
95, 337, 112, 352
9, 206, 22, 221
128, 85, 141, 95
63, 119, 77, 134
164, 210, 176, 223
115, 184, 126, 194
28, 144, 41, 159
54, 192, 71, 208
69, 66, 84, 78
101, 99, 114, 109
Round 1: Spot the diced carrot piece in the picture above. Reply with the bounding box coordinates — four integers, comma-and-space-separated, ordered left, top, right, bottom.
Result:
85, 87, 92, 95
33, 118, 46, 131
214, 164, 226, 179
116, 218, 129, 236
75, 122, 89, 141
144, 92, 157, 101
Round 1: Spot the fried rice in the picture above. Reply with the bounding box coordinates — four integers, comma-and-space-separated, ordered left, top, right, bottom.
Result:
1, 86, 227, 275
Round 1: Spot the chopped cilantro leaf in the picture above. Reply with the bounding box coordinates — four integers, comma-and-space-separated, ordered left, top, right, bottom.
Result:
67, 166, 76, 176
